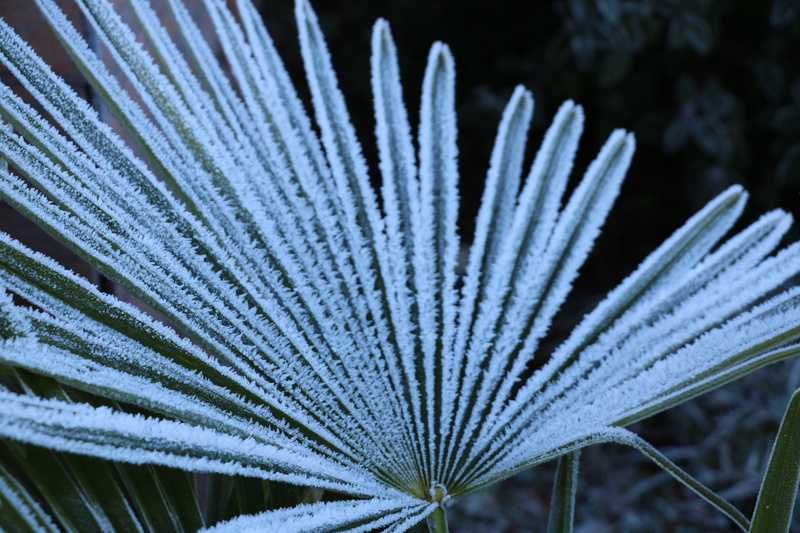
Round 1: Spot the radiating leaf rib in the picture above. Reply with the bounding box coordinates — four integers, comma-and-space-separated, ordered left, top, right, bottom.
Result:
454, 88, 539, 327
573, 214, 799, 404
444, 101, 583, 477
452, 129, 634, 485
42, 0, 350, 345
295, 0, 384, 240
203, 497, 433, 533
371, 19, 420, 276
509, 291, 800, 470
125, 0, 229, 134
234, 0, 387, 276
370, 19, 424, 444
476, 337, 800, 495
454, 85, 533, 363
371, 20, 420, 378
164, 0, 252, 130
33, 1, 354, 377
0, 324, 349, 467
0, 234, 384, 472
499, 130, 635, 367
609, 290, 800, 426
0, 14, 268, 323
196, 2, 414, 456
635, 343, 800, 431
217, 0, 322, 169
443, 87, 533, 474
0, 233, 267, 408
292, 0, 395, 292
61, 0, 254, 221
476, 196, 788, 468
0, 16, 274, 349
228, 0, 348, 214
296, 0, 425, 483
528, 185, 747, 396
128, 0, 345, 314
160, 2, 412, 470
0, 390, 392, 497
473, 284, 800, 488
13, 375, 153, 533
0, 0, 797, 530
0, 70, 226, 295
174, 0, 342, 302
0, 119, 404, 470
13, 5, 195, 215
415, 41, 460, 483
513, 196, 783, 424
196, 0, 340, 244
455, 429, 613, 495
224, 3, 414, 437
293, 0, 400, 315
232, 0, 378, 282
287, 1, 394, 353
388, 503, 445, 533
3, 380, 200, 533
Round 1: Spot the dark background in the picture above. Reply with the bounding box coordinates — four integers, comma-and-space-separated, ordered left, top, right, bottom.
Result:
257, 2, 800, 380
258, 0, 800, 304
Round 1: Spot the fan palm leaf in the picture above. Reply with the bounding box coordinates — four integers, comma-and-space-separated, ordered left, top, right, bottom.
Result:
0, 0, 799, 530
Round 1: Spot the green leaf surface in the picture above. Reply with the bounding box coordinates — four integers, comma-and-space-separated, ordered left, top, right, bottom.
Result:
2, 371, 205, 533
269, 480, 301, 510
200, 474, 235, 527
116, 463, 204, 533
235, 476, 267, 515
750, 387, 800, 533
0, 464, 59, 533
0, 440, 108, 533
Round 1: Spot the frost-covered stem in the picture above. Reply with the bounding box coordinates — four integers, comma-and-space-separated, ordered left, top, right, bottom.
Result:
425, 483, 448, 532
426, 507, 448, 533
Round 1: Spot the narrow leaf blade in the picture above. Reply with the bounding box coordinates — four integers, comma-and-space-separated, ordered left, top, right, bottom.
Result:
750, 387, 800, 533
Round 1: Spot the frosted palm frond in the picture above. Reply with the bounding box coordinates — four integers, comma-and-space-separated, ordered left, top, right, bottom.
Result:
0, 0, 799, 530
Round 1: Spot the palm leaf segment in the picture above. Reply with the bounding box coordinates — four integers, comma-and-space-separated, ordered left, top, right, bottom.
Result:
0, 0, 798, 530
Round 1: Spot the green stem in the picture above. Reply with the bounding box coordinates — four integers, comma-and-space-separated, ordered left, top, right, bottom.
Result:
547, 450, 580, 533
426, 506, 448, 533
